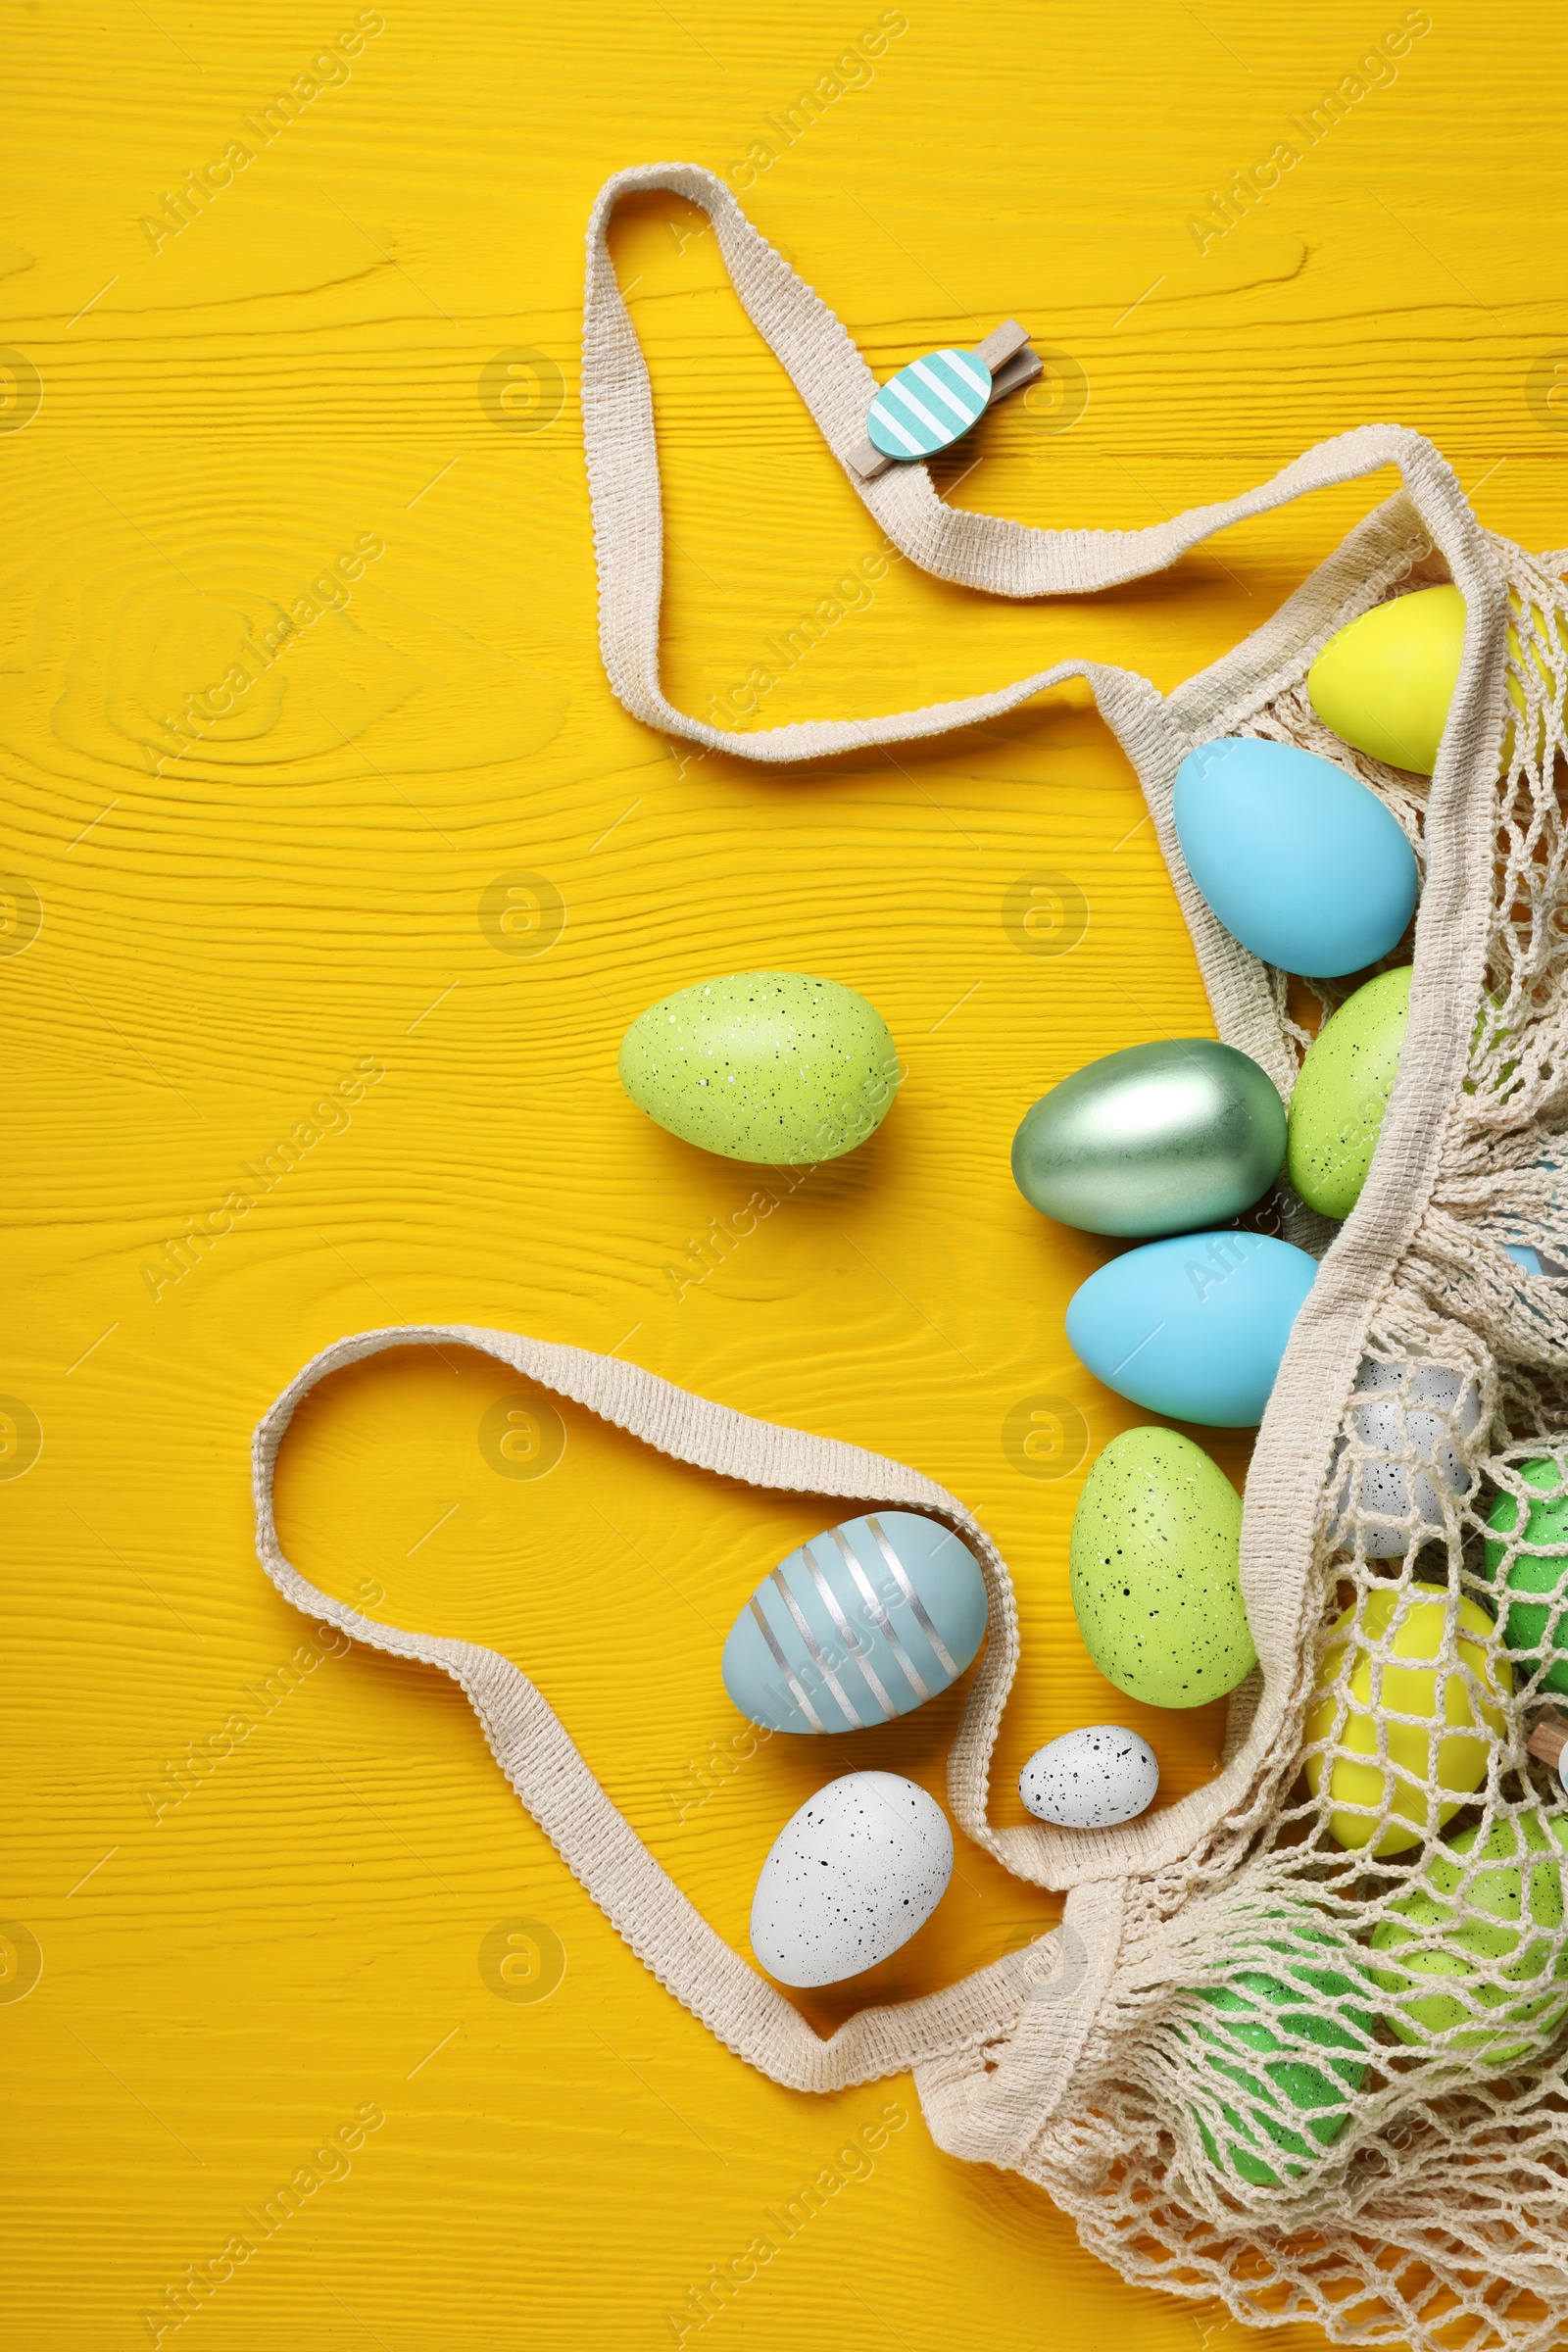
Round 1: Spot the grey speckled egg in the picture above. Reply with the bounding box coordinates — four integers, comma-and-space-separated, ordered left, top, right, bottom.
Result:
1328, 1356, 1482, 1558
1018, 1726, 1159, 1829
749, 1771, 952, 1988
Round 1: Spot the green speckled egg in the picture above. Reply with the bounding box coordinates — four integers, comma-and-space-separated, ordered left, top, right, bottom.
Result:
1069, 1427, 1254, 1708
1286, 965, 1411, 1220
1184, 1920, 1375, 2187
618, 971, 900, 1164
1484, 1461, 1568, 1697
1368, 1813, 1568, 2065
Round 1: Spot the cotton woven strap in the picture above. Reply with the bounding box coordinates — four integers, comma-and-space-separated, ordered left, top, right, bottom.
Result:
578, 167, 1516, 1928
582, 162, 1495, 761
249, 181, 1517, 2095
253, 1322, 1058, 2090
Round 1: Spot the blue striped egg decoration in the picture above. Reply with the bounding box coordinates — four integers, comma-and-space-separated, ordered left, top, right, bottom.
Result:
721, 1511, 989, 1735
866, 347, 992, 462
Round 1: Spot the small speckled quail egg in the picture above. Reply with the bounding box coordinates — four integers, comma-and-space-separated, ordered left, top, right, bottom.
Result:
1018, 1727, 1160, 1829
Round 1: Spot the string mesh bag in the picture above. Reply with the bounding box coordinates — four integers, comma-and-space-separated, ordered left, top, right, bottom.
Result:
252, 166, 1568, 2352
1021, 544, 1568, 2352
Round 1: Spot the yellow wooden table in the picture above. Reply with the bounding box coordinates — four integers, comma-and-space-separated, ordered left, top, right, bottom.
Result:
7, 4, 1563, 2345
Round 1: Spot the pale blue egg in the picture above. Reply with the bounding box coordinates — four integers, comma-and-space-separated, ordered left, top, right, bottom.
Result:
721, 1511, 988, 1735
1065, 1231, 1318, 1427
1499, 1155, 1565, 1282
1173, 737, 1418, 977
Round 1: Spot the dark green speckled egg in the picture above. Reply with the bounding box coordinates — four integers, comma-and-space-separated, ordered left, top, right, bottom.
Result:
618, 970, 900, 1164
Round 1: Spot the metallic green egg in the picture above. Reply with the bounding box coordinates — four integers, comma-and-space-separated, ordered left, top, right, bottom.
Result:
1010, 1039, 1287, 1239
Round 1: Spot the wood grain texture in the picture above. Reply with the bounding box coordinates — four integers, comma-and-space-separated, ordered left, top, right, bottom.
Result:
4, 2, 1564, 2345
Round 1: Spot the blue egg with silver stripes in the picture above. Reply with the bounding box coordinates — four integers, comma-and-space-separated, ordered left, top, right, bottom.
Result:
867, 347, 992, 463
721, 1512, 989, 1735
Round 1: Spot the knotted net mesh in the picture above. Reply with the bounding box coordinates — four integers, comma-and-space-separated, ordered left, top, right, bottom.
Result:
1029, 541, 1568, 2351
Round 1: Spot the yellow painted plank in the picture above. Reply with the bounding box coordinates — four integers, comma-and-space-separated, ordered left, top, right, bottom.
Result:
4, 2, 1564, 2346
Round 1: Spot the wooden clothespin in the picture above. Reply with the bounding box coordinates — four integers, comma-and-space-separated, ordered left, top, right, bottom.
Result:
846, 319, 1045, 482
1528, 1711, 1568, 1769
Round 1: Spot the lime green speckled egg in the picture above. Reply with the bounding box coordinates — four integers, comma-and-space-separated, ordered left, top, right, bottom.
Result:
618, 971, 901, 1164
1068, 1427, 1254, 1708
1368, 1813, 1568, 2065
1286, 965, 1411, 1220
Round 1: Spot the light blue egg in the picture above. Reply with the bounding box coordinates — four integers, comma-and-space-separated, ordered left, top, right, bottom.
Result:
1173, 738, 1418, 977
1506, 1240, 1568, 1281
721, 1511, 988, 1735
1065, 1231, 1318, 1427
1500, 1153, 1567, 1281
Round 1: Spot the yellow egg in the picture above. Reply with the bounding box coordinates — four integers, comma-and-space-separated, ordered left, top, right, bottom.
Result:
1306, 584, 1566, 778
1303, 1586, 1512, 1856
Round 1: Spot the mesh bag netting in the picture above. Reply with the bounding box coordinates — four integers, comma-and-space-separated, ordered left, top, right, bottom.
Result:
1025, 542, 1568, 2351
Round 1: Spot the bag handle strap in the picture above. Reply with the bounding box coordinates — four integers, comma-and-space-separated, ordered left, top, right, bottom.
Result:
583, 162, 1494, 760
253, 1322, 1058, 2090
249, 187, 1517, 2089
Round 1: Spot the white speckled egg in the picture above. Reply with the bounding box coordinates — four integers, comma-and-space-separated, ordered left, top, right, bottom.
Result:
749, 1772, 953, 1987
1018, 1727, 1160, 1829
